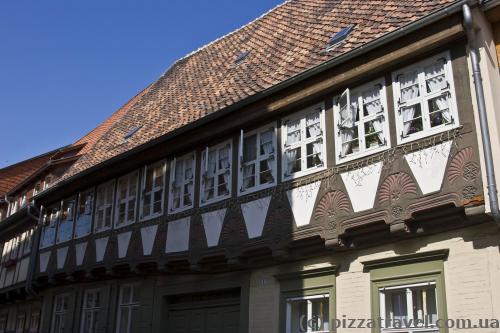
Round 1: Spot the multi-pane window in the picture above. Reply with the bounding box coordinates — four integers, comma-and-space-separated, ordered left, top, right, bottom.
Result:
393, 51, 458, 144
74, 189, 94, 238
201, 140, 232, 205
380, 282, 438, 332
41, 207, 59, 248
286, 295, 330, 333
94, 181, 115, 233
282, 104, 326, 180
15, 312, 25, 333
29, 310, 40, 333
56, 198, 75, 243
51, 293, 70, 333
168, 154, 195, 213
115, 171, 139, 227
0, 315, 6, 333
80, 289, 101, 333
335, 79, 390, 163
238, 124, 277, 195
116, 285, 140, 333
141, 161, 165, 220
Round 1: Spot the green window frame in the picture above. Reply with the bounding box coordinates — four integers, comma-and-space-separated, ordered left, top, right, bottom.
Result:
363, 250, 449, 333
275, 266, 337, 333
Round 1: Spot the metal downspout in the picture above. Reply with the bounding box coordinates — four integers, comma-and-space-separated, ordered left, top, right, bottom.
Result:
463, 3, 500, 224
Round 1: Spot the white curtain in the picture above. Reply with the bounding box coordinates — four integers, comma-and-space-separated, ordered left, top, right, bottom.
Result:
339, 93, 357, 157
400, 73, 420, 136
432, 95, 451, 124
425, 62, 446, 93
203, 152, 216, 201
306, 112, 321, 137
219, 147, 230, 170
312, 141, 323, 164
260, 130, 275, 179
285, 149, 298, 175
371, 118, 385, 145
286, 120, 301, 145
242, 164, 254, 189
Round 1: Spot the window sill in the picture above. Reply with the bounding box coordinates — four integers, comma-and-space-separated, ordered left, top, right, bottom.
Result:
114, 221, 136, 230
199, 193, 231, 207
282, 164, 326, 182
336, 144, 390, 164
237, 181, 276, 197
168, 204, 194, 215
94, 227, 112, 235
397, 123, 460, 145
139, 212, 163, 223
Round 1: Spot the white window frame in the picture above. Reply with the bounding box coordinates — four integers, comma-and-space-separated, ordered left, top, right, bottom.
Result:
40, 207, 59, 249
281, 103, 327, 181
15, 312, 25, 333
379, 281, 438, 332
29, 310, 40, 333
140, 160, 166, 221
56, 197, 76, 244
51, 293, 70, 333
237, 123, 278, 196
115, 284, 140, 333
80, 289, 101, 333
114, 171, 139, 228
74, 188, 95, 239
168, 153, 196, 214
285, 294, 330, 333
94, 180, 115, 233
393, 51, 459, 144
334, 78, 391, 164
200, 140, 233, 206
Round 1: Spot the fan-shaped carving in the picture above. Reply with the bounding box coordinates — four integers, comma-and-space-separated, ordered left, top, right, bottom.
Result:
448, 147, 478, 183
379, 172, 417, 204
314, 191, 351, 220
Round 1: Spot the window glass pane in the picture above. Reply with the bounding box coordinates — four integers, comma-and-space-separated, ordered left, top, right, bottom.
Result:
428, 95, 451, 128
306, 140, 323, 168
243, 134, 257, 163
400, 71, 420, 102
285, 147, 301, 175
218, 146, 230, 170
412, 285, 438, 325
425, 61, 446, 93
154, 165, 163, 188
75, 190, 93, 237
401, 104, 423, 136
286, 119, 301, 145
364, 118, 385, 149
260, 160, 274, 185
260, 130, 274, 156
362, 86, 382, 116
287, 297, 329, 333
242, 164, 255, 190
385, 290, 408, 324
306, 112, 321, 138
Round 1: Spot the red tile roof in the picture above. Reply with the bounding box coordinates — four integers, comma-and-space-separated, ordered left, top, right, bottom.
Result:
0, 152, 54, 197
61, 0, 459, 179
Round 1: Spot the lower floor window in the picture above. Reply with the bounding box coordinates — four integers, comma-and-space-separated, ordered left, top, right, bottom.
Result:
380, 282, 438, 332
81, 289, 101, 333
286, 295, 329, 333
116, 284, 140, 333
51, 293, 70, 333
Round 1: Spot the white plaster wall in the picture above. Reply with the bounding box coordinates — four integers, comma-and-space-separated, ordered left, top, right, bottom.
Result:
468, 8, 500, 213
248, 223, 500, 333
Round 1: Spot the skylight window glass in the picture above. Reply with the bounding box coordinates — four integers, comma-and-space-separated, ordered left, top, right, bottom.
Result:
124, 126, 140, 141
327, 25, 354, 50
235, 50, 251, 65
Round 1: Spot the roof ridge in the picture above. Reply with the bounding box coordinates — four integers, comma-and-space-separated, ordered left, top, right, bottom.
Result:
159, 0, 292, 79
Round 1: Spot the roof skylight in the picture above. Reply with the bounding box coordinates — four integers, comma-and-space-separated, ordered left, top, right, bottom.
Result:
327, 25, 354, 50
124, 126, 141, 141
235, 50, 251, 65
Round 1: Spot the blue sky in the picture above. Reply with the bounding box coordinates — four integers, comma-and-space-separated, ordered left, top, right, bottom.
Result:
0, 0, 283, 168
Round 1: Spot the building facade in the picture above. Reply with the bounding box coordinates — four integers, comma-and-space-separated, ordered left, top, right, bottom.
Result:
2, 1, 500, 332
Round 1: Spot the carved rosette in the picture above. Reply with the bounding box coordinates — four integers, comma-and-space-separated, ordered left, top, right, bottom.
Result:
379, 172, 418, 205
314, 191, 351, 234
448, 147, 479, 184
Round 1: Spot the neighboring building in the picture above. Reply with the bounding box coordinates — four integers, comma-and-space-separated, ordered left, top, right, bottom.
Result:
2, 1, 500, 333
